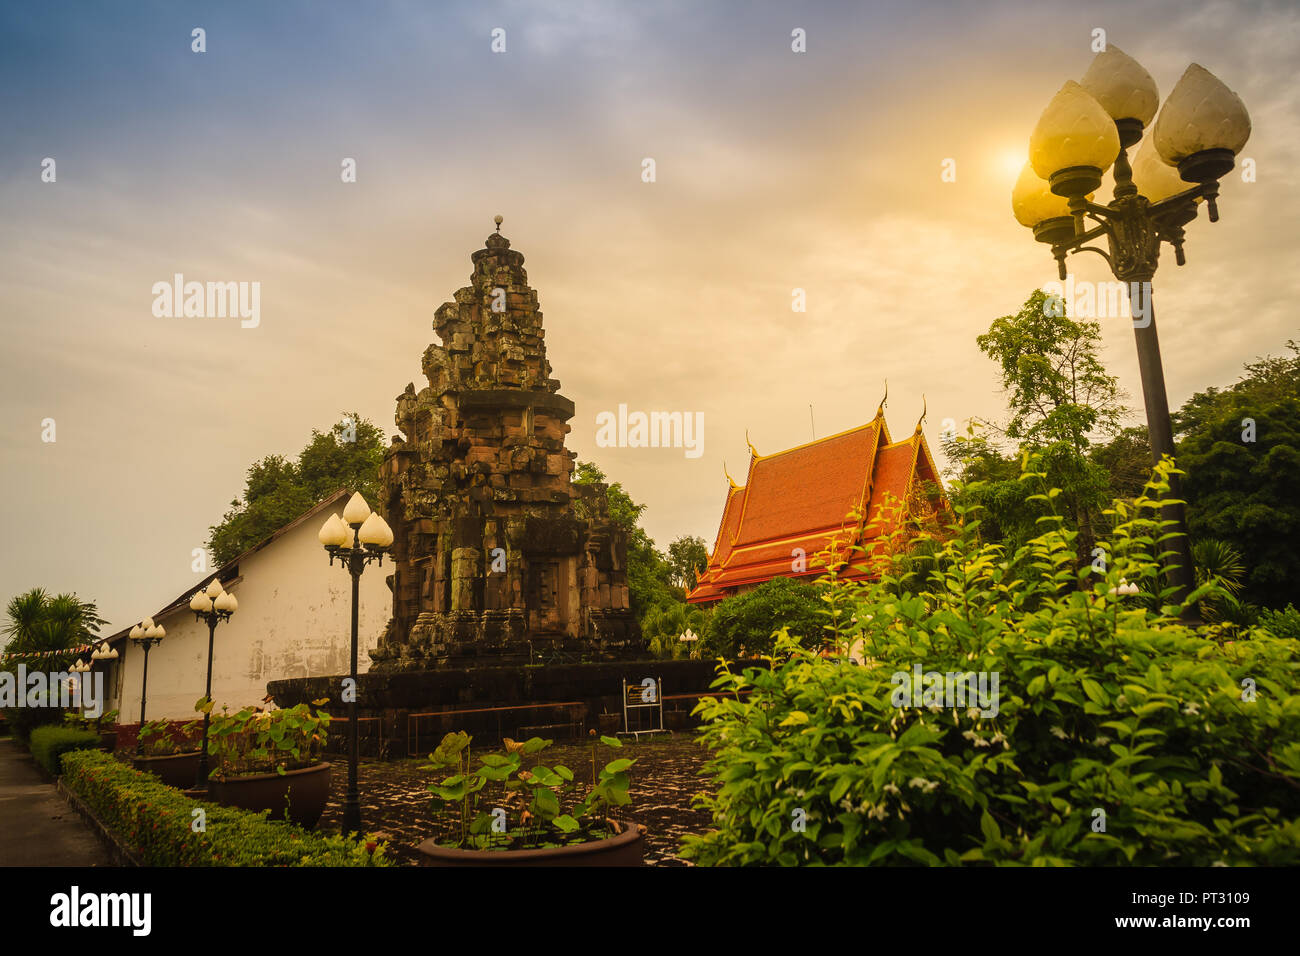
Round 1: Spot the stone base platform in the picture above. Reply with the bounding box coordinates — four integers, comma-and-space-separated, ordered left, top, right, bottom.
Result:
267, 659, 731, 759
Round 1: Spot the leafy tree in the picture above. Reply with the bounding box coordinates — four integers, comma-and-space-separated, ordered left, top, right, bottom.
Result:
2, 589, 107, 743
573, 461, 681, 626
642, 601, 707, 660
701, 577, 825, 659
975, 289, 1126, 558
1174, 347, 1300, 609
207, 413, 384, 565
1090, 426, 1152, 504
667, 535, 709, 591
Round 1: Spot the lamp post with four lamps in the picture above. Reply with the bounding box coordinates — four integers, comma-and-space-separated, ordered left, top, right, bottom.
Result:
189, 579, 237, 790
317, 491, 393, 835
1011, 46, 1251, 607
128, 620, 165, 755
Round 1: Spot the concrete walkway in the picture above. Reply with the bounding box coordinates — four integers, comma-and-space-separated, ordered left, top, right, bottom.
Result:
0, 737, 112, 866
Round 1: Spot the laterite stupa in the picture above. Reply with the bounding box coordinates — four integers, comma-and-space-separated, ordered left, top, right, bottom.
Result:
369, 221, 641, 669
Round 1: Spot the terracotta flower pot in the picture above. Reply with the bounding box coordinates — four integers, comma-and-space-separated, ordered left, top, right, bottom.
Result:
206, 762, 332, 830
131, 751, 205, 789
417, 820, 645, 867
597, 713, 621, 735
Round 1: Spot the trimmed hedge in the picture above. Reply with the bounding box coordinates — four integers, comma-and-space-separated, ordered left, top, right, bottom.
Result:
30, 725, 101, 776
61, 750, 391, 866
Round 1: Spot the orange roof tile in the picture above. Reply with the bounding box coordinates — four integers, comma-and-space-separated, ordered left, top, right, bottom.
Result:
686, 416, 945, 604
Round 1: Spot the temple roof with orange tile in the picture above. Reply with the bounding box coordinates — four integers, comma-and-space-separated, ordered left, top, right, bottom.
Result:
686, 410, 945, 603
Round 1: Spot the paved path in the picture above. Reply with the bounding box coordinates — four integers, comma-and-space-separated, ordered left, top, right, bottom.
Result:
0, 737, 112, 867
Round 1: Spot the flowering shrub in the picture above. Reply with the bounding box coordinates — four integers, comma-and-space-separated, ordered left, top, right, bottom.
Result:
61, 750, 389, 866
682, 461, 1300, 865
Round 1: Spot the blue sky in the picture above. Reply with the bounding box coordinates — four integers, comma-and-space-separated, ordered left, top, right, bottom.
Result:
2, 0, 1297, 631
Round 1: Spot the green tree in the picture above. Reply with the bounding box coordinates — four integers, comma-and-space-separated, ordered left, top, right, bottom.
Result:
573, 461, 680, 624
666, 535, 708, 591
207, 413, 384, 565
974, 289, 1126, 558
2, 589, 107, 743
1174, 345, 1300, 609
702, 577, 825, 659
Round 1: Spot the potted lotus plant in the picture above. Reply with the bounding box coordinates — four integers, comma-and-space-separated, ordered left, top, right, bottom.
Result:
200, 698, 333, 829
417, 730, 644, 866
131, 717, 204, 787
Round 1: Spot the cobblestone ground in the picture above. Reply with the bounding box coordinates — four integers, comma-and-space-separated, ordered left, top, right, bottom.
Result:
317, 732, 715, 866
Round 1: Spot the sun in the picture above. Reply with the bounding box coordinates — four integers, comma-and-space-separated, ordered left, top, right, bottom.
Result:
997, 148, 1028, 181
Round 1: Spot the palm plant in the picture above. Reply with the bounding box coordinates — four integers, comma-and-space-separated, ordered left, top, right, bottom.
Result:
1191, 539, 1254, 625
2, 588, 107, 656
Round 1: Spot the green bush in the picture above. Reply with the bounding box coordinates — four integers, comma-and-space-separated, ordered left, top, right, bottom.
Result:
29, 725, 101, 775
2, 702, 65, 746
1258, 605, 1300, 642
60, 750, 391, 866
702, 577, 825, 659
683, 461, 1300, 866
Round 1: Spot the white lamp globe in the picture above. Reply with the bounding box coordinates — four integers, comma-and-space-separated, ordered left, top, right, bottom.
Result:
358, 512, 395, 548
343, 491, 371, 526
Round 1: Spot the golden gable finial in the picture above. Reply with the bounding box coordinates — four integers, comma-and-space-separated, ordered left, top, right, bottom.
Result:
745, 429, 760, 458
723, 461, 737, 488
915, 394, 927, 435
876, 380, 888, 420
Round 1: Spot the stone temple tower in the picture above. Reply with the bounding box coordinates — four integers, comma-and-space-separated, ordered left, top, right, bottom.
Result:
369, 222, 642, 669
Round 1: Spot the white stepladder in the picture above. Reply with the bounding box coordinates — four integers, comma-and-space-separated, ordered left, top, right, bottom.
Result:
620, 676, 668, 740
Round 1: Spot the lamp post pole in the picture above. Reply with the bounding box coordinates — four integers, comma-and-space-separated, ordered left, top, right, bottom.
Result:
319, 492, 393, 836
189, 580, 237, 790
1015, 50, 1251, 610
128, 621, 165, 756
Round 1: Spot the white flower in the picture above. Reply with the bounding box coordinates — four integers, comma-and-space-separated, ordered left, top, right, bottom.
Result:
1093, 735, 1110, 747
1050, 726, 1068, 740
883, 782, 901, 795
973, 736, 990, 748
927, 704, 943, 713
990, 732, 1007, 746
962, 730, 978, 741
966, 707, 981, 720
1116, 694, 1128, 708
867, 804, 889, 821
1182, 703, 1200, 716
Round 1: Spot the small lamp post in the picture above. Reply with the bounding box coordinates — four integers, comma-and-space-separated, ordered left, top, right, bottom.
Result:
190, 580, 237, 789
1012, 47, 1251, 607
129, 619, 165, 755
318, 491, 393, 835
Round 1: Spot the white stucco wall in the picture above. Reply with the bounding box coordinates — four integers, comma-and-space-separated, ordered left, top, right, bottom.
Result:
110, 513, 391, 721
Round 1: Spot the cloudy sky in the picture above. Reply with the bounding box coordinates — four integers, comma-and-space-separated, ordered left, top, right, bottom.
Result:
2, 0, 1297, 633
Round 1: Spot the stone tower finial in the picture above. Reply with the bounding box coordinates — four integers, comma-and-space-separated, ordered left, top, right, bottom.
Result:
494, 214, 503, 234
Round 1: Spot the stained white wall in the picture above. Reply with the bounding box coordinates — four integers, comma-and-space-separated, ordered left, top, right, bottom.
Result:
109, 514, 391, 721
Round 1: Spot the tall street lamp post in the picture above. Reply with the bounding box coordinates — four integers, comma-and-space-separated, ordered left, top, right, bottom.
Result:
318, 491, 393, 835
189, 579, 237, 789
1012, 47, 1251, 607
128, 620, 165, 755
